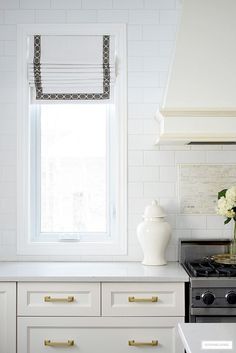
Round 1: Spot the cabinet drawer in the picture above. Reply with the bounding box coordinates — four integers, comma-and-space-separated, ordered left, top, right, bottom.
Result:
18, 282, 100, 316
18, 317, 184, 353
102, 282, 184, 316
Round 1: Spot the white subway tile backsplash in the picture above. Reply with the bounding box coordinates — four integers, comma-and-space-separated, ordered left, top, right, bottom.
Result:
4, 9, 34, 23
128, 151, 143, 166
144, 182, 175, 198
67, 10, 97, 22
143, 25, 176, 40
144, 0, 175, 9
177, 215, 207, 229
51, 0, 82, 9
129, 166, 159, 182
82, 0, 112, 9
128, 41, 160, 57
113, 0, 143, 9
0, 25, 16, 40
128, 182, 144, 198
20, 0, 50, 9
160, 10, 180, 24
97, 10, 128, 22
144, 151, 174, 165
0, 0, 19, 9
35, 10, 66, 23
129, 10, 159, 24
0, 0, 235, 261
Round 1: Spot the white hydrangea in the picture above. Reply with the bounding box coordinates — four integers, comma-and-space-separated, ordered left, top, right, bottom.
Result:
226, 186, 236, 205
217, 196, 236, 218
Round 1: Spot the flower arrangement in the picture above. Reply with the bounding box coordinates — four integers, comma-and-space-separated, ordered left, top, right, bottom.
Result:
217, 186, 236, 247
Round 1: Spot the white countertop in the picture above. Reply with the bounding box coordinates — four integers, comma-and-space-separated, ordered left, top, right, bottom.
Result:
0, 261, 188, 282
178, 323, 236, 353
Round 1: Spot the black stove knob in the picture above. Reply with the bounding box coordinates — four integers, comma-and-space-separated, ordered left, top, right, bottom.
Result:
225, 291, 236, 305
202, 291, 215, 305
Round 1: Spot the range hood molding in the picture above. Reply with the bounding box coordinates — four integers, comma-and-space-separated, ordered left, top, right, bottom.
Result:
158, 0, 236, 144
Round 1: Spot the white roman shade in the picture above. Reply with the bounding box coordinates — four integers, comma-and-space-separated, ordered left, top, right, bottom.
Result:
27, 34, 116, 103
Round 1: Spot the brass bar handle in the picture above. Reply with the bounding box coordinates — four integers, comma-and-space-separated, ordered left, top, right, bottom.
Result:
44, 296, 75, 303
128, 296, 158, 303
128, 340, 158, 347
44, 340, 74, 347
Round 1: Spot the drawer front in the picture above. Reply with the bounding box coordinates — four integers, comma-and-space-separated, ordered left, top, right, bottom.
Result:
18, 282, 100, 316
18, 317, 184, 353
102, 282, 184, 316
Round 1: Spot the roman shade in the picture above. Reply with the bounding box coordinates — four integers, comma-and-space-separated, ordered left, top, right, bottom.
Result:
27, 34, 116, 103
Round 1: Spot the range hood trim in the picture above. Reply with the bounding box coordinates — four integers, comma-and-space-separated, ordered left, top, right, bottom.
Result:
160, 109, 236, 118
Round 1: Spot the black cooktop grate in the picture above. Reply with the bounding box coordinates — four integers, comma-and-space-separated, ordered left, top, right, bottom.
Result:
186, 259, 236, 277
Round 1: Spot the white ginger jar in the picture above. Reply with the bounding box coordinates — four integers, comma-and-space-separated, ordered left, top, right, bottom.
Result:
137, 200, 171, 266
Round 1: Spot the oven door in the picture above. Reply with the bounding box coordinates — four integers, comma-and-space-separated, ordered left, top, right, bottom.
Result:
195, 316, 236, 323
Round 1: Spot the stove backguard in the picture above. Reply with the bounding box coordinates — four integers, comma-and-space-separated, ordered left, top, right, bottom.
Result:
179, 239, 230, 265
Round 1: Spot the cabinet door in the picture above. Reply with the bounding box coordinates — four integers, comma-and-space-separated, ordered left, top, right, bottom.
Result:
18, 282, 100, 316
18, 316, 184, 353
102, 282, 185, 317
0, 282, 16, 353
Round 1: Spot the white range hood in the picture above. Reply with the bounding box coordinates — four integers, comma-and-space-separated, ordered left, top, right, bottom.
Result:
158, 0, 236, 144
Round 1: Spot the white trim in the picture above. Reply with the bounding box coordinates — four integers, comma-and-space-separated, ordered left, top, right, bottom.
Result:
17, 24, 127, 256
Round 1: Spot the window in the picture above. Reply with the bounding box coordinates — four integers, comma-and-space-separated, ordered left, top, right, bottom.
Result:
17, 24, 127, 256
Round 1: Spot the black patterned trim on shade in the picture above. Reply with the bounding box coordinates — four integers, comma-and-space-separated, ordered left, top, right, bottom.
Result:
33, 35, 111, 101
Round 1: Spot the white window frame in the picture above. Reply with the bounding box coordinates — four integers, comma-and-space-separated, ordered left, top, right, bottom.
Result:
17, 24, 127, 256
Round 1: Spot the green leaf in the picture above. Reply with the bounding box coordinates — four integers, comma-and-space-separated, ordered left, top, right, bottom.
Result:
218, 189, 227, 199
224, 217, 231, 225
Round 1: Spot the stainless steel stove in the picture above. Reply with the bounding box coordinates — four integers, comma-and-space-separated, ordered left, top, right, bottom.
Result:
179, 239, 236, 323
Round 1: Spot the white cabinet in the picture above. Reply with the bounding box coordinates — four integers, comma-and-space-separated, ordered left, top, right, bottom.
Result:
102, 282, 184, 316
17, 282, 185, 353
18, 317, 184, 353
0, 282, 16, 353
18, 282, 100, 316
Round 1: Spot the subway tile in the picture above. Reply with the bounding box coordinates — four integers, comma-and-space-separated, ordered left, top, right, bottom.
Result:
5, 9, 34, 23
128, 119, 143, 134
127, 25, 142, 40
144, 151, 174, 165
20, 0, 50, 9
128, 166, 159, 182
128, 182, 144, 197
175, 151, 206, 164
128, 87, 144, 103
82, 0, 112, 9
144, 0, 175, 9
51, 0, 82, 9
0, 10, 3, 23
207, 215, 231, 229
128, 151, 143, 166
4, 41, 16, 55
0, 0, 19, 9
97, 10, 128, 22
143, 119, 159, 134
143, 87, 163, 103
128, 57, 144, 71
160, 10, 180, 24
128, 72, 160, 87
0, 25, 16, 40
0, 56, 16, 71
0, 85, 16, 103
159, 40, 175, 56
177, 215, 207, 229
160, 166, 177, 182
206, 151, 236, 164
67, 10, 97, 22
128, 41, 159, 57
128, 134, 158, 150
113, 0, 143, 9
143, 25, 176, 40
143, 56, 171, 71
0, 41, 4, 55
129, 10, 159, 24
35, 10, 66, 23
144, 181, 175, 197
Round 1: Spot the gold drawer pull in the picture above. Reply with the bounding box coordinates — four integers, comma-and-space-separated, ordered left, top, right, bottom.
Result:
44, 340, 74, 347
128, 296, 158, 303
44, 296, 75, 303
129, 340, 158, 347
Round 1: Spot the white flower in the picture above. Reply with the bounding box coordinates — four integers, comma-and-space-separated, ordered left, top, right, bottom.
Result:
226, 186, 236, 204
217, 196, 235, 218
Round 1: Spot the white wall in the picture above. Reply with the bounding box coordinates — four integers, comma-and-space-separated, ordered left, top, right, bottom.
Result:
0, 0, 234, 261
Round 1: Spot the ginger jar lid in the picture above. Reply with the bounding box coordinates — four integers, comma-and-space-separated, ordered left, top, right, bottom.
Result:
143, 200, 166, 219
